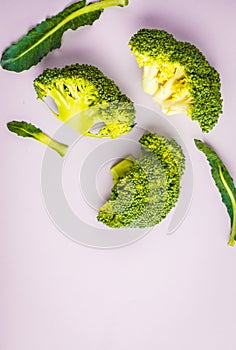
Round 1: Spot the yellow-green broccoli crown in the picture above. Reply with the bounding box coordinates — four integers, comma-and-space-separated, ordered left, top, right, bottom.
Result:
129, 29, 222, 133
34, 64, 135, 138
97, 133, 185, 228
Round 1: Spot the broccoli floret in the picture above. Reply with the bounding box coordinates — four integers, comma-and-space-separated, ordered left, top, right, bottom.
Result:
7, 121, 68, 157
34, 64, 135, 139
129, 29, 222, 132
97, 133, 185, 228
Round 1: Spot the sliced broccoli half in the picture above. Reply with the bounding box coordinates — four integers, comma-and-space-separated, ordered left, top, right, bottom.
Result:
34, 64, 135, 139
128, 29, 222, 132
7, 121, 68, 157
97, 133, 185, 228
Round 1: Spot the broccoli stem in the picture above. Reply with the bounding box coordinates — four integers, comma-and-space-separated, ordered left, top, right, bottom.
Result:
51, 0, 129, 35
110, 156, 135, 182
142, 66, 159, 95
35, 133, 68, 157
83, 0, 129, 11
228, 226, 236, 247
218, 165, 236, 247
227, 205, 236, 247
68, 109, 99, 136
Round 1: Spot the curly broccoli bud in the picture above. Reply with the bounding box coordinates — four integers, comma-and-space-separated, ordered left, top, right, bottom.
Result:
129, 29, 222, 132
97, 133, 185, 228
34, 64, 135, 139
7, 121, 68, 157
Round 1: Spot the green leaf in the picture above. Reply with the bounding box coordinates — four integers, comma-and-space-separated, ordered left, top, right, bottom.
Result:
1, 0, 129, 72
7, 120, 42, 137
194, 139, 236, 246
7, 121, 68, 157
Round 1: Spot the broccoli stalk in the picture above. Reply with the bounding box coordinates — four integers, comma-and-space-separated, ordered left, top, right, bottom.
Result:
110, 156, 135, 183
34, 64, 135, 139
78, 0, 129, 12
219, 165, 236, 247
7, 121, 68, 157
129, 29, 222, 132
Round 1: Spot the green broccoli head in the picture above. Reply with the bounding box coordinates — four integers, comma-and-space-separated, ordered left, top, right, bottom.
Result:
128, 29, 222, 132
97, 133, 185, 228
33, 64, 135, 139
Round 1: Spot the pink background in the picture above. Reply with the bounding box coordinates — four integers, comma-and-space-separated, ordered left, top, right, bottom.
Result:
1, 0, 236, 349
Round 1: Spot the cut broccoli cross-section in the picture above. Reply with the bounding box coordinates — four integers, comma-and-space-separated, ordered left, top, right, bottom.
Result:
129, 29, 222, 132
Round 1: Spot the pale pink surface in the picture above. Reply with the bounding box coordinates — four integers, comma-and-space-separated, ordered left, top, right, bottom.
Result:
1, 0, 236, 349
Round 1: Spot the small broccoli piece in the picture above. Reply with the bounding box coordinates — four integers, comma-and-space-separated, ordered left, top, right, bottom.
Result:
97, 133, 185, 228
34, 64, 135, 139
7, 121, 68, 157
129, 29, 222, 132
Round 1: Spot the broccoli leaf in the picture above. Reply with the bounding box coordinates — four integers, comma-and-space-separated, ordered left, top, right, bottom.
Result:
7, 120, 42, 137
7, 121, 68, 157
1, 0, 128, 72
194, 139, 236, 246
